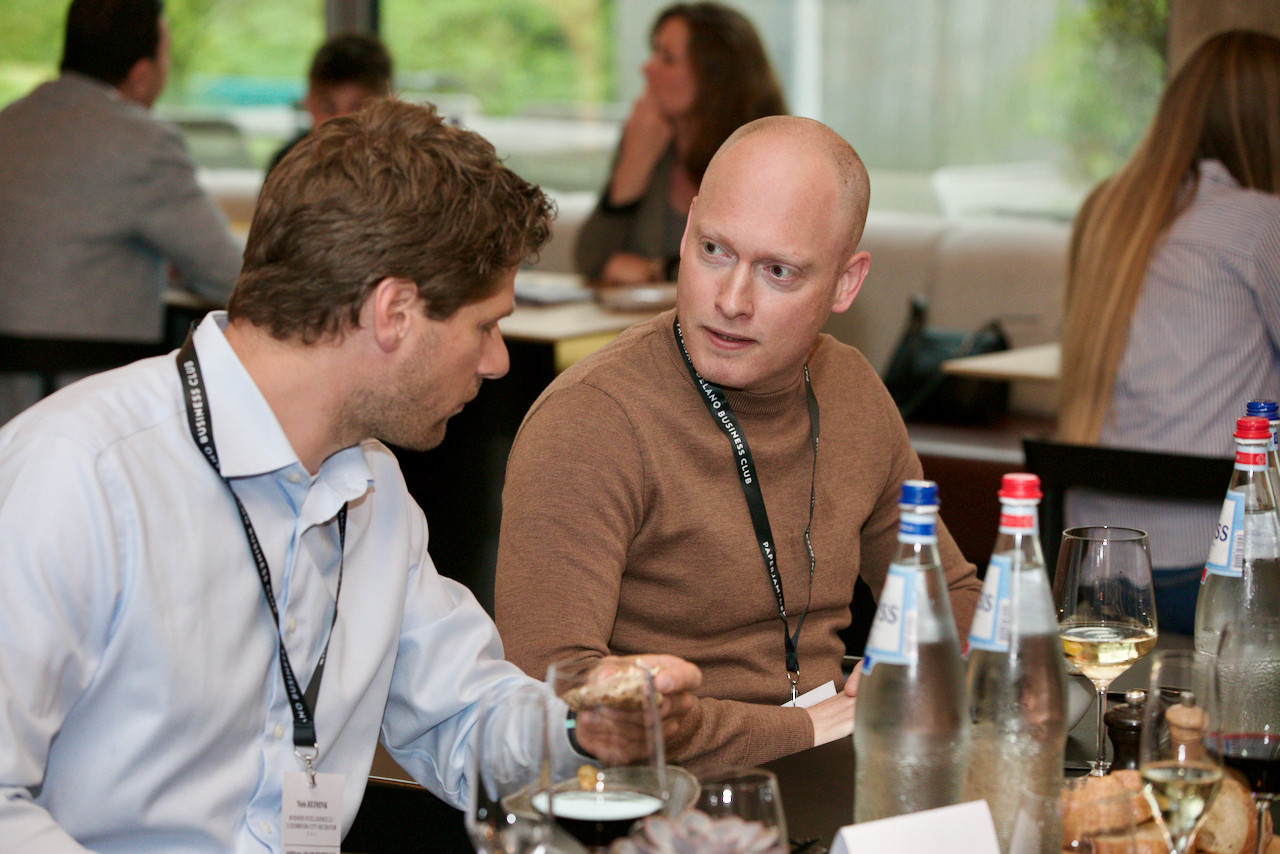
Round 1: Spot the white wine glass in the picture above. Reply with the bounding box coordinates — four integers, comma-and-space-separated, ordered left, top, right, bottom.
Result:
1054, 526, 1158, 775
466, 684, 557, 854
694, 768, 788, 854
1139, 650, 1223, 854
544, 658, 669, 852
1212, 618, 1280, 854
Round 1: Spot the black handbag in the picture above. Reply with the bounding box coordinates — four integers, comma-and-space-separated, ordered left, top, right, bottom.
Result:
882, 294, 1011, 424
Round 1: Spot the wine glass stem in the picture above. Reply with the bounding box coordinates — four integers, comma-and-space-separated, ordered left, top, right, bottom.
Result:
1092, 682, 1111, 776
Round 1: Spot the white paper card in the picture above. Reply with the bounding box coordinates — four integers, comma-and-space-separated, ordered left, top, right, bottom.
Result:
830, 801, 999, 854
782, 679, 837, 708
282, 771, 344, 854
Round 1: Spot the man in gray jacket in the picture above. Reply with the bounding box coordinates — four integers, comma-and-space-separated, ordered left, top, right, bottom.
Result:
0, 0, 241, 419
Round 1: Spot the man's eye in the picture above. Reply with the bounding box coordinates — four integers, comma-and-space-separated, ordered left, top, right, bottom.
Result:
767, 264, 795, 279
701, 240, 722, 256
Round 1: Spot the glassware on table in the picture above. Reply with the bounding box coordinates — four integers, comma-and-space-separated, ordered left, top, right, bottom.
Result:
544, 658, 669, 851
1053, 525, 1158, 776
693, 768, 788, 854
1139, 650, 1224, 854
466, 684, 557, 854
1057, 777, 1140, 854
1212, 618, 1280, 854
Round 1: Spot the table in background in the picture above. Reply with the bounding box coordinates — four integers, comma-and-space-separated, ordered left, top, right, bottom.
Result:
942, 342, 1060, 383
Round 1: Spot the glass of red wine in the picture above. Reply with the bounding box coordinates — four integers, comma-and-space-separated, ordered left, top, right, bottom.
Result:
1212, 618, 1280, 854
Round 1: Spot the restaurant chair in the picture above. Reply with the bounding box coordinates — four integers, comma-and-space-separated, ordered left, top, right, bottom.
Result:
1021, 437, 1232, 576
0, 333, 168, 399
343, 776, 471, 854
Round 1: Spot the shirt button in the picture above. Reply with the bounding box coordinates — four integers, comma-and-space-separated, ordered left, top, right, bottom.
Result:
287, 617, 297, 633
274, 724, 285, 740
260, 820, 272, 834
287, 472, 302, 484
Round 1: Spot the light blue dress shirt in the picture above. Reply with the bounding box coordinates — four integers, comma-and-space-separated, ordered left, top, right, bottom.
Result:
0, 313, 570, 853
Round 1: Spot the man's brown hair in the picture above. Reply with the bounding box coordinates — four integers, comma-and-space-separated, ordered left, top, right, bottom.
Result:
230, 99, 553, 342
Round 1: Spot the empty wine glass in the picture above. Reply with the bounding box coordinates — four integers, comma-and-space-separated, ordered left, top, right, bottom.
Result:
544, 658, 669, 852
694, 768, 788, 854
466, 684, 557, 854
1139, 651, 1223, 854
1053, 526, 1158, 775
1212, 618, 1280, 854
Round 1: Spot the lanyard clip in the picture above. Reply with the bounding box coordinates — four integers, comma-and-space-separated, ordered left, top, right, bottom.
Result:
788, 670, 800, 704
294, 745, 319, 788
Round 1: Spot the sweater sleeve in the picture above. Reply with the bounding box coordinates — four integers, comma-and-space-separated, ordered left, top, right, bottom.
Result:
494, 380, 818, 770
852, 379, 981, 641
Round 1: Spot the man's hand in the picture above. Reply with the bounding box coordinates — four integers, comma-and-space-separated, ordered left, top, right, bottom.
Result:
805, 668, 859, 747
570, 654, 700, 765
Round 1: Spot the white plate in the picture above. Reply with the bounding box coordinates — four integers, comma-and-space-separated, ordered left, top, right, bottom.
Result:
593, 283, 677, 312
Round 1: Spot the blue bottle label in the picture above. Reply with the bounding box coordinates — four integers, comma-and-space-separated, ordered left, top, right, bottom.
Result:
862, 563, 919, 674
1204, 489, 1244, 579
968, 554, 1012, 652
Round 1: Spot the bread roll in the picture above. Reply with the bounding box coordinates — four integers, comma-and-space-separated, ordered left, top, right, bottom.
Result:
1193, 776, 1272, 854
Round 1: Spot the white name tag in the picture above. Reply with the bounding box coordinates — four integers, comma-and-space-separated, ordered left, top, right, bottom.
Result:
782, 680, 837, 708
282, 771, 344, 854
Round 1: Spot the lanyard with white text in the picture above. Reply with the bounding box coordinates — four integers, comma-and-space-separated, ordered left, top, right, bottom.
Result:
175, 333, 346, 784
674, 319, 818, 700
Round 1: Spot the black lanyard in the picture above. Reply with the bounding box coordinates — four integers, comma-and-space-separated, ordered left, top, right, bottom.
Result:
674, 320, 818, 700
176, 333, 346, 781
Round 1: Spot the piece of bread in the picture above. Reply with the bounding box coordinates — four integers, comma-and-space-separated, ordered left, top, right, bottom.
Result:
561, 662, 659, 712
1193, 775, 1273, 854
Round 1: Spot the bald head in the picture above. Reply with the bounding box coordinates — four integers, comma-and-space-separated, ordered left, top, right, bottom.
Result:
707, 116, 871, 253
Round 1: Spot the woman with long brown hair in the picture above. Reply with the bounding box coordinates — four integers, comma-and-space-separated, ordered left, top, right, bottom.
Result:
1060, 30, 1280, 633
574, 2, 787, 284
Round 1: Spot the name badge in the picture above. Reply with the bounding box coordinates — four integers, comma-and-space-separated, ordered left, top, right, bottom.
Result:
283, 771, 344, 854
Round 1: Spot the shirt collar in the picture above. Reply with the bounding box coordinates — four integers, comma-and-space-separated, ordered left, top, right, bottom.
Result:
191, 313, 373, 497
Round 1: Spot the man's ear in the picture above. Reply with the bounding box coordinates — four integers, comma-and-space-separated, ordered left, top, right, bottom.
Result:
831, 250, 871, 314
678, 196, 698, 261
118, 57, 159, 107
367, 277, 422, 353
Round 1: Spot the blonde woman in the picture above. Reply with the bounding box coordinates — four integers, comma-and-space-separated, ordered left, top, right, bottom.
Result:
1060, 30, 1280, 634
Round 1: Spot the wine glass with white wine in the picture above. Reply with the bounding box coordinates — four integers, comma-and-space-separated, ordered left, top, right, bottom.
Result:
1140, 650, 1224, 854
1053, 526, 1158, 775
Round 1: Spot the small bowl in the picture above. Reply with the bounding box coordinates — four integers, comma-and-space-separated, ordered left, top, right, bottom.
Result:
505, 764, 700, 820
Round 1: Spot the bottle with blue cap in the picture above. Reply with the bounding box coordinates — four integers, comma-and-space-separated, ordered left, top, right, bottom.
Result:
1246, 398, 1280, 491
1194, 415, 1280, 656
854, 479, 968, 823
962, 473, 1066, 854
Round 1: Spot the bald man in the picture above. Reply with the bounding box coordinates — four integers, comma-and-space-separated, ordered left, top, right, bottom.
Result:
495, 116, 980, 771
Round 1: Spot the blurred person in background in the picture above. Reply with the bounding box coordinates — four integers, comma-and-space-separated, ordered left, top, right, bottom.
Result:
574, 1, 787, 285
265, 31, 393, 175
1058, 30, 1280, 635
0, 0, 242, 424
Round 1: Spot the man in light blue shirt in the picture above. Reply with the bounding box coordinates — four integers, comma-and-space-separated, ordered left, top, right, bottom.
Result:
0, 98, 700, 853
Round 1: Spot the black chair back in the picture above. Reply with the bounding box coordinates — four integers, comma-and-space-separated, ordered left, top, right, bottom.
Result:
1021, 437, 1232, 576
0, 334, 167, 398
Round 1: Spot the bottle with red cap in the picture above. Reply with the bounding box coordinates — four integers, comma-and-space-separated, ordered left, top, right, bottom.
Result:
963, 473, 1067, 854
1194, 416, 1280, 656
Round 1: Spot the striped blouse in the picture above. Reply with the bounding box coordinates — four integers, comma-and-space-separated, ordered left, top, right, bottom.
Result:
1067, 159, 1280, 568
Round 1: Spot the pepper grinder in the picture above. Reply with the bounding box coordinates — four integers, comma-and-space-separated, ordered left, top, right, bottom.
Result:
1104, 689, 1146, 771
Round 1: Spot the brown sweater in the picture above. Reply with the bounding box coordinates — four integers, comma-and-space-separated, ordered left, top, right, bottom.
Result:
494, 311, 980, 771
